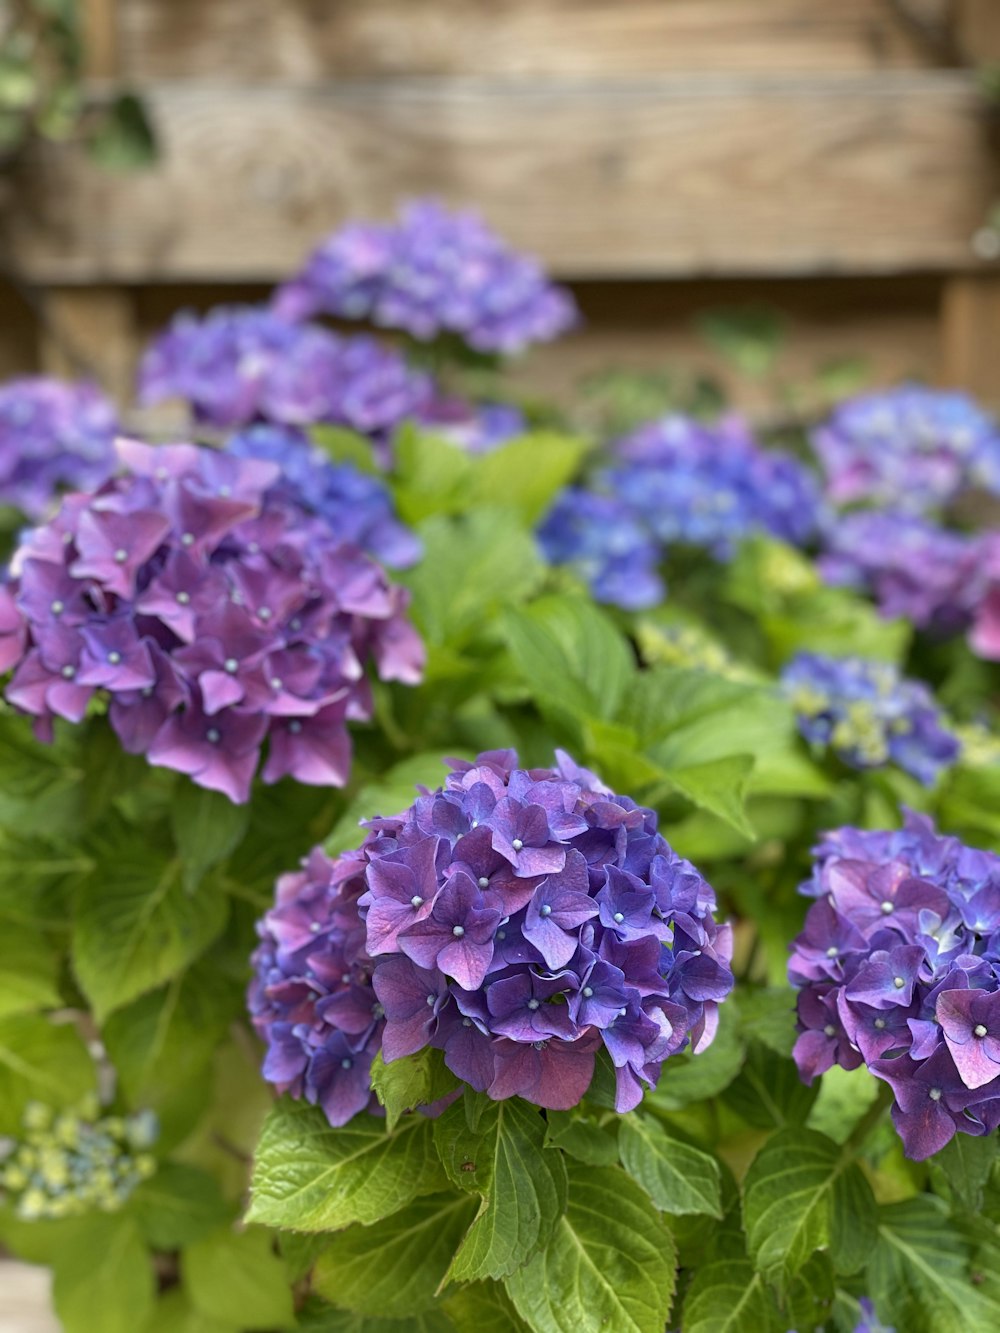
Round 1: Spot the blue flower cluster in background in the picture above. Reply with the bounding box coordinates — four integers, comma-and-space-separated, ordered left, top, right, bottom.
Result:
538, 489, 665, 610
781, 652, 960, 786
272, 198, 579, 355
0, 378, 118, 520
811, 383, 1000, 513
790, 813, 1000, 1159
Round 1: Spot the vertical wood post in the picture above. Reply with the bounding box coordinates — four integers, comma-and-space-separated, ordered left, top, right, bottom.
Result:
39, 288, 138, 404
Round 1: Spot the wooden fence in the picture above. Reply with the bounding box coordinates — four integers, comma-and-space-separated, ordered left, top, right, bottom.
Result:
1, 0, 999, 408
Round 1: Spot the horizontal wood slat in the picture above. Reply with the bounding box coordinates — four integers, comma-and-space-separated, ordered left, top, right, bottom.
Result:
6, 74, 994, 284
116, 0, 935, 82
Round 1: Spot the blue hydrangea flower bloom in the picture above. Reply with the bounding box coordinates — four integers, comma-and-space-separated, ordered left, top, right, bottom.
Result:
780, 652, 959, 785
537, 489, 665, 610
602, 414, 823, 558
271, 199, 579, 354
138, 305, 431, 433
812, 385, 1000, 512
0, 440, 424, 803
226, 424, 421, 569
0, 378, 118, 520
790, 812, 1000, 1159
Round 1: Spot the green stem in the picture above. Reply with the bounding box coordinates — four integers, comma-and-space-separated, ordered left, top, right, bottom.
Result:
843, 1081, 894, 1155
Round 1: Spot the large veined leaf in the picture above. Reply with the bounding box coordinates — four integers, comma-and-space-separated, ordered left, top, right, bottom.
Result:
742, 1127, 877, 1287
681, 1259, 783, 1333
0, 1013, 97, 1134
312, 1193, 478, 1316
0, 921, 60, 1017
504, 1163, 677, 1333
723, 1043, 817, 1129
867, 1197, 1000, 1333
183, 1225, 294, 1331
618, 1113, 722, 1217
51, 1213, 155, 1333
929, 1132, 999, 1213
660, 754, 756, 839
370, 1048, 458, 1132
128, 1163, 231, 1250
169, 783, 249, 890
443, 1281, 531, 1333
72, 819, 228, 1021
433, 1096, 567, 1281
297, 1298, 455, 1333
247, 1098, 447, 1232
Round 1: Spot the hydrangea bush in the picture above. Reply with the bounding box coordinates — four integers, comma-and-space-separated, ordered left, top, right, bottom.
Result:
0, 202, 997, 1333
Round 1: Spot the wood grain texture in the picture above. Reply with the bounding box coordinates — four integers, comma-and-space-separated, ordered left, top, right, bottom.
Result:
39, 288, 137, 401
116, 0, 933, 82
942, 274, 1000, 404
6, 74, 995, 283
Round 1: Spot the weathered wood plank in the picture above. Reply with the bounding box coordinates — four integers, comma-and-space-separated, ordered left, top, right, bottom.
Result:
39, 288, 138, 402
6, 74, 995, 284
116, 0, 934, 82
942, 274, 1000, 405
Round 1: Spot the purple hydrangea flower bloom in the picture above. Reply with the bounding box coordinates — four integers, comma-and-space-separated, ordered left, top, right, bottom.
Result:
414, 397, 527, 454
1, 439, 424, 803
537, 489, 665, 611
271, 199, 578, 355
969, 532, 1000, 663
819, 510, 988, 637
138, 305, 431, 434
812, 385, 1000, 513
225, 425, 420, 569
790, 811, 1000, 1158
0, 378, 118, 520
780, 652, 960, 786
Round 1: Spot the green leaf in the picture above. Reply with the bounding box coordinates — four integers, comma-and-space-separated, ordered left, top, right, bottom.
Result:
297, 1298, 455, 1333
170, 784, 249, 890
0, 827, 91, 926
129, 1163, 231, 1249
930, 1133, 999, 1212
85, 92, 157, 171
52, 1213, 155, 1333
183, 1226, 294, 1331
0, 921, 60, 1017
443, 1281, 530, 1333
742, 1127, 876, 1287
735, 988, 797, 1058
681, 1258, 783, 1333
403, 510, 543, 648
0, 1013, 97, 1134
312, 1193, 478, 1316
699, 308, 785, 378
392, 426, 476, 523
868, 1196, 1000, 1333
618, 1113, 722, 1217
141, 1288, 241, 1333
662, 754, 756, 838
370, 1047, 458, 1132
543, 1109, 618, 1166
0, 708, 84, 836
723, 1043, 817, 1129
72, 820, 228, 1021
651, 1002, 745, 1110
432, 1096, 567, 1281
504, 1163, 676, 1333
311, 426, 383, 476
326, 753, 458, 856
248, 1098, 447, 1232
469, 433, 587, 524
501, 596, 633, 723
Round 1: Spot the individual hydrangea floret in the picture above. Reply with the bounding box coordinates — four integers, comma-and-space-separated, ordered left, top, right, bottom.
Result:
853, 1299, 895, 1333
250, 750, 734, 1123
602, 413, 823, 558
789, 811, 1000, 1159
0, 439, 424, 802
812, 385, 1000, 512
780, 652, 959, 786
538, 489, 665, 610
138, 305, 432, 434
271, 199, 579, 355
0, 377, 118, 520
0, 1099, 158, 1220
415, 396, 527, 454
819, 510, 987, 637
225, 424, 421, 569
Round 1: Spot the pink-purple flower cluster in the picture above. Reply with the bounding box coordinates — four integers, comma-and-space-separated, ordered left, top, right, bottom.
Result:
248, 845, 384, 1126
0, 378, 118, 520
0, 440, 424, 803
780, 652, 959, 786
790, 812, 1000, 1160
812, 385, 1000, 514
138, 305, 431, 434
272, 199, 579, 355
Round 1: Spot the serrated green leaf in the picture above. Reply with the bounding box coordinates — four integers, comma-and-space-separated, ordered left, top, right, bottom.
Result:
0, 708, 84, 835
618, 1113, 722, 1217
0, 827, 90, 926
723, 1043, 817, 1129
248, 1098, 447, 1231
183, 1226, 294, 1330
370, 1047, 458, 1131
743, 1127, 876, 1287
681, 1258, 783, 1333
128, 1163, 231, 1249
663, 754, 756, 839
543, 1108, 618, 1166
0, 1013, 97, 1134
297, 1297, 455, 1333
170, 784, 249, 890
736, 987, 797, 1057
929, 1129, 998, 1212
432, 1096, 567, 1282
72, 820, 228, 1021
312, 1193, 478, 1316
52, 1213, 155, 1333
443, 1281, 529, 1333
0, 921, 60, 1017
504, 1163, 676, 1333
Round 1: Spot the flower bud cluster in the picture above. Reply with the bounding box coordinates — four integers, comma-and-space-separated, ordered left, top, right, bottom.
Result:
790, 812, 1000, 1159
0, 440, 424, 803
272, 199, 578, 355
0, 1100, 157, 1220
0, 377, 118, 520
781, 652, 959, 785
